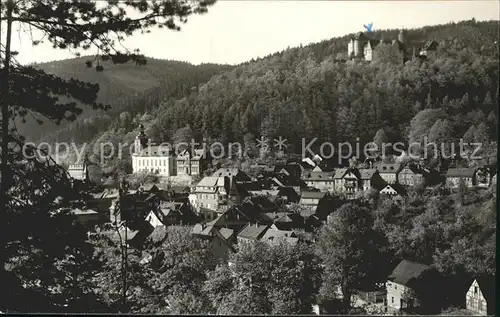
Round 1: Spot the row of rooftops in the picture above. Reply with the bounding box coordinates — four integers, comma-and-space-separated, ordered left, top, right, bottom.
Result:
302, 161, 496, 179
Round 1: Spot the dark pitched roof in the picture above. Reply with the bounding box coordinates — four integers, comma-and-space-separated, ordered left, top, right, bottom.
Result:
400, 163, 421, 174
302, 171, 335, 181
389, 259, 430, 286
446, 168, 476, 178
212, 167, 251, 181
237, 223, 269, 240
359, 168, 378, 180
277, 186, 299, 198
422, 40, 438, 51
244, 195, 279, 212
353, 31, 370, 40
276, 213, 303, 224
333, 168, 348, 179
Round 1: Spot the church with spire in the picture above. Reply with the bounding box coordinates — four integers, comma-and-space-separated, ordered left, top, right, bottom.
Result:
347, 29, 439, 63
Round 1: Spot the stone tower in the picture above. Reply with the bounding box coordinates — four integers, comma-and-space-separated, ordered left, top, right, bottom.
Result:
398, 29, 406, 45
134, 124, 148, 154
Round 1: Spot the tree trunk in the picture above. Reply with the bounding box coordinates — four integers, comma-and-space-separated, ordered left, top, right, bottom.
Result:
0, 0, 14, 310
341, 284, 352, 312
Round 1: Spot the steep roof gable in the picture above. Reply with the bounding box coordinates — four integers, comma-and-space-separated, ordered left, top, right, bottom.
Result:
475, 276, 495, 304
389, 259, 430, 286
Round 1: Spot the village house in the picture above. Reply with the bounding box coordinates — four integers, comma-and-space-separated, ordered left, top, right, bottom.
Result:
67, 164, 90, 182
277, 186, 300, 203
212, 167, 252, 183
145, 201, 198, 228
376, 163, 402, 184
445, 167, 477, 188
273, 163, 303, 179
243, 195, 280, 213
131, 125, 175, 177
109, 190, 158, 226
175, 148, 206, 176
192, 223, 235, 261
260, 227, 298, 246
87, 189, 119, 214
268, 173, 305, 193
139, 183, 159, 193
236, 223, 270, 245
475, 167, 492, 188
248, 189, 279, 196
359, 169, 384, 191
465, 276, 495, 315
302, 171, 335, 192
189, 176, 237, 218
274, 213, 304, 230
333, 168, 383, 199
145, 208, 163, 228
380, 183, 406, 202
114, 221, 155, 249
398, 163, 425, 186
299, 191, 326, 211
203, 204, 258, 233
70, 208, 100, 226
386, 259, 441, 313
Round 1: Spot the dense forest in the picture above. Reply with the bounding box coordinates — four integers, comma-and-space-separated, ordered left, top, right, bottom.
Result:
23, 58, 231, 143
145, 19, 498, 150
56, 19, 497, 178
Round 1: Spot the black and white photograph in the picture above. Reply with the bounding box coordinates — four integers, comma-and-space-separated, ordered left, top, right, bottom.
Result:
0, 0, 498, 315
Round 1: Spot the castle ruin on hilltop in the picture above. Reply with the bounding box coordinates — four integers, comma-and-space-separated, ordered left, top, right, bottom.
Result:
347, 29, 439, 63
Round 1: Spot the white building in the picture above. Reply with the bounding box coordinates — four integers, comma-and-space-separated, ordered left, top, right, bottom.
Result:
131, 125, 175, 177
68, 164, 89, 181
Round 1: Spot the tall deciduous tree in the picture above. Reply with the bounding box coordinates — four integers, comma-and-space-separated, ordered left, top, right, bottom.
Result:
316, 203, 379, 312
204, 240, 322, 315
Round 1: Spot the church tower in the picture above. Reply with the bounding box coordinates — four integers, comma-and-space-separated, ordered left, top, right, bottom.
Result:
134, 124, 148, 154
398, 29, 406, 45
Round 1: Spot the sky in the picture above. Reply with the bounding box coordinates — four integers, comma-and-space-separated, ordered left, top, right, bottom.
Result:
7, 0, 500, 65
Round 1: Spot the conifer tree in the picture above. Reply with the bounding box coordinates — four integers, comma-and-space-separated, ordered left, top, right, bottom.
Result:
0, 0, 215, 311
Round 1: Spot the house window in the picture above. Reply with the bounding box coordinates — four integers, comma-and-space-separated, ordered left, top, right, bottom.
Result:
391, 297, 394, 304
395, 285, 397, 290
474, 286, 478, 295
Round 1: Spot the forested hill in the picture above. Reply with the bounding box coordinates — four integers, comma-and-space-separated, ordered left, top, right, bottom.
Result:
20, 57, 232, 143
132, 19, 497, 154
